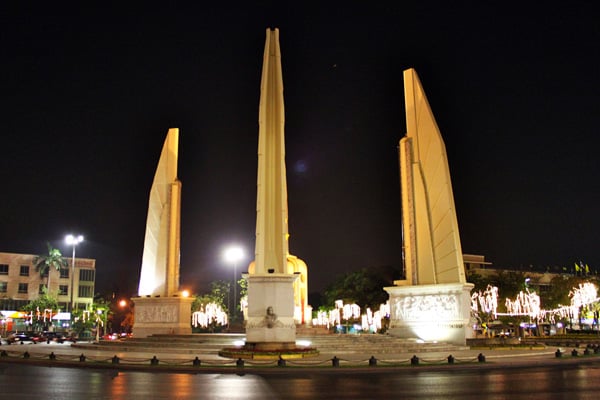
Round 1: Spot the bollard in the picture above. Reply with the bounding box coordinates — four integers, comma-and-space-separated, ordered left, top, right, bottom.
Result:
193, 357, 201, 367
411, 355, 419, 365
236, 358, 244, 368
478, 353, 486, 363
49, 352, 56, 360
1, 350, 7, 357
277, 357, 286, 367
112, 355, 120, 364
79, 354, 86, 362
447, 355, 455, 364
23, 351, 30, 359
332, 356, 340, 367
555, 349, 562, 358
151, 356, 159, 365
571, 349, 578, 357
369, 356, 377, 367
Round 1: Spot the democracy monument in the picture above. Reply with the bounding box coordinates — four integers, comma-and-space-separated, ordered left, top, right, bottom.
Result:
384, 69, 474, 345
242, 28, 310, 352
129, 28, 472, 348
132, 128, 193, 338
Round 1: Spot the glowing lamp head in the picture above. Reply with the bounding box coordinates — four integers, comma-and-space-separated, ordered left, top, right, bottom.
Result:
65, 234, 84, 246
224, 246, 244, 263
181, 289, 190, 298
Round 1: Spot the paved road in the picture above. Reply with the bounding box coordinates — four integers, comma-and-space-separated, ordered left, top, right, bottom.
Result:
2, 359, 600, 399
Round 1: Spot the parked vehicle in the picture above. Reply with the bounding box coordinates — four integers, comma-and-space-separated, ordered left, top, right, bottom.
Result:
6, 333, 37, 344
40, 331, 64, 343
102, 333, 119, 341
41, 331, 78, 343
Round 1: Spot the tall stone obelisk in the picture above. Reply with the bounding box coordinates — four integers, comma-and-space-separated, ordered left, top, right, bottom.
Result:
245, 28, 298, 350
384, 69, 473, 345
132, 128, 193, 338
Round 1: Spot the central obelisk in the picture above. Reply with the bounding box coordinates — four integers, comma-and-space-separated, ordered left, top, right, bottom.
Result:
245, 28, 298, 350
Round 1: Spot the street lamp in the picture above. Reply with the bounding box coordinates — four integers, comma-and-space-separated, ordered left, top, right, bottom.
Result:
224, 246, 244, 324
65, 234, 84, 312
95, 308, 104, 342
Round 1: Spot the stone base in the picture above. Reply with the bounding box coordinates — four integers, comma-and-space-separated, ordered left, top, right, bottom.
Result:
243, 341, 297, 351
245, 273, 298, 345
131, 296, 194, 338
219, 343, 320, 360
384, 282, 474, 345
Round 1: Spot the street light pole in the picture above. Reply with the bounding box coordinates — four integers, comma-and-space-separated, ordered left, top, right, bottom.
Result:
224, 246, 244, 324
65, 234, 84, 312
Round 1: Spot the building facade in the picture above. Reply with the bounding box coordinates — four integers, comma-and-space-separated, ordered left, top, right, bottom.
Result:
0, 251, 96, 311
463, 253, 569, 296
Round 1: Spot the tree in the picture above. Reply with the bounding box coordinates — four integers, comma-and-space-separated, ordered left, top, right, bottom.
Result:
33, 243, 68, 293
192, 293, 222, 313
70, 300, 111, 339
23, 292, 60, 331
467, 272, 489, 292
210, 280, 231, 312
238, 277, 247, 308
191, 282, 231, 332
191, 280, 231, 314
120, 309, 134, 333
540, 275, 599, 310
71, 309, 95, 338
322, 266, 395, 310
488, 270, 529, 311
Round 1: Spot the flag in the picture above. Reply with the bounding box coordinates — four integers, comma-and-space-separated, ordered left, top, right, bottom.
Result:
586, 264, 590, 274
575, 263, 580, 272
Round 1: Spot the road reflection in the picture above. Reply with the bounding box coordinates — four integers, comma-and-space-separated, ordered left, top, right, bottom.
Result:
2, 364, 600, 399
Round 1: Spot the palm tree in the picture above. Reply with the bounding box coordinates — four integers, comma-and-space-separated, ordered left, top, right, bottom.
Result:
33, 243, 68, 293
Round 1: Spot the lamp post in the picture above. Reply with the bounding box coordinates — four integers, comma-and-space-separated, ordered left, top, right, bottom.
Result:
224, 246, 244, 324
65, 234, 84, 312
95, 309, 103, 342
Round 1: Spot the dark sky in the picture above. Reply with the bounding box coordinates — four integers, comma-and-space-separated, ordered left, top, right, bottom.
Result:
1, 4, 599, 299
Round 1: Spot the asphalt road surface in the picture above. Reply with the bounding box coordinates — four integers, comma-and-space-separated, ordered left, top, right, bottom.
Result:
2, 362, 600, 399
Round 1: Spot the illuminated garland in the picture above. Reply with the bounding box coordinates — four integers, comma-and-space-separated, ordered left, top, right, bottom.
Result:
312, 300, 390, 332
473, 282, 598, 325
191, 302, 228, 328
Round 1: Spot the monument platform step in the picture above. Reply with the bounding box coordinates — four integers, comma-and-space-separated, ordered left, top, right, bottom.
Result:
73, 332, 466, 356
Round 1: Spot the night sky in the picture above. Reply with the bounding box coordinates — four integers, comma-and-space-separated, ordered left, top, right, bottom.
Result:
1, 4, 598, 300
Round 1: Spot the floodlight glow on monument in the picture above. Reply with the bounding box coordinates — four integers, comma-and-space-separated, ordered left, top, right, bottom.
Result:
137, 128, 181, 297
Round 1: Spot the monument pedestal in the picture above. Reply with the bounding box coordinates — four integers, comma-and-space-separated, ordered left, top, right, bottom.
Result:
384, 283, 474, 345
132, 296, 194, 338
245, 273, 297, 350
